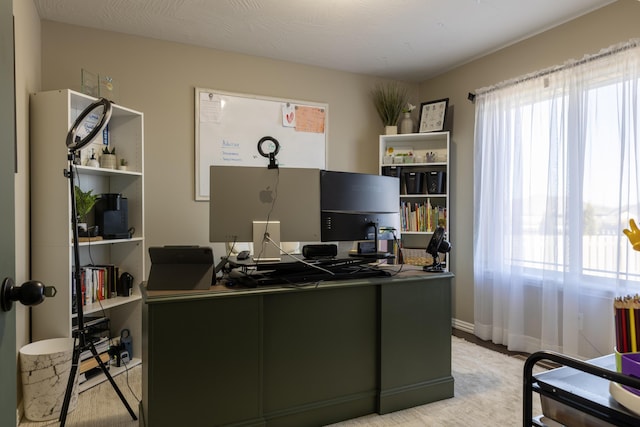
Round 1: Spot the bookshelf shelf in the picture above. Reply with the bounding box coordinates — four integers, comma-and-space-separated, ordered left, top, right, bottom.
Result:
79, 357, 142, 393
78, 237, 144, 247
75, 165, 143, 177
30, 89, 145, 384
379, 131, 450, 269
75, 293, 142, 316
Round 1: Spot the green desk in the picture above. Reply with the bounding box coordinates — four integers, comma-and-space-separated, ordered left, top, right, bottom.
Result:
140, 269, 454, 427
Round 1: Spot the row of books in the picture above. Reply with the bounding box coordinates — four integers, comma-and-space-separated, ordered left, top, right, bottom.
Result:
400, 200, 447, 233
614, 295, 640, 353
72, 264, 120, 313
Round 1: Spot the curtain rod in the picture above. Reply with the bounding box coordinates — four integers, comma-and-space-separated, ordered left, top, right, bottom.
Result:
468, 38, 640, 101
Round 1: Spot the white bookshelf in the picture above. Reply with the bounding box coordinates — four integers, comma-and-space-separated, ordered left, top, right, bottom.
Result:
379, 132, 450, 268
30, 89, 145, 390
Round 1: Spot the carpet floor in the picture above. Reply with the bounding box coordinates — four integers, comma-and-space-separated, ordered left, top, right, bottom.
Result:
18, 336, 544, 426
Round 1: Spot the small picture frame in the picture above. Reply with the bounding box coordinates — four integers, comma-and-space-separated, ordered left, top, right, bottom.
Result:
418, 98, 449, 133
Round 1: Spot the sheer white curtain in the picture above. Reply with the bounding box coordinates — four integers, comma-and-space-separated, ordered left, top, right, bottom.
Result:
473, 40, 640, 359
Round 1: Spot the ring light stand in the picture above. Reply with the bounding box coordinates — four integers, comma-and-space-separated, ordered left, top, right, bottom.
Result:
59, 99, 137, 426
258, 136, 280, 169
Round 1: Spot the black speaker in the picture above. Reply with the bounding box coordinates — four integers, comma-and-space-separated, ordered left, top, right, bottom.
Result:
302, 244, 338, 259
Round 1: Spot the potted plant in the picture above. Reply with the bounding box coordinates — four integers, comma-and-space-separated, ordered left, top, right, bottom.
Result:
100, 146, 117, 169
118, 158, 128, 171
371, 83, 408, 134
74, 186, 99, 236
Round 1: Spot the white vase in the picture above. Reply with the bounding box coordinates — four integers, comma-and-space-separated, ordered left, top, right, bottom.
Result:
385, 125, 398, 135
400, 112, 414, 134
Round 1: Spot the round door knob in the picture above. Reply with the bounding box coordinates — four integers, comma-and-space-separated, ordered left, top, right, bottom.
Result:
1, 277, 57, 312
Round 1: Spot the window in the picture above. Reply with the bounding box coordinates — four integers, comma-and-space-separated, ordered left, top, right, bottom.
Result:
473, 41, 640, 358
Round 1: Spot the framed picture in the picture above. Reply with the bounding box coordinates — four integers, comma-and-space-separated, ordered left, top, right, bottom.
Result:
419, 98, 449, 133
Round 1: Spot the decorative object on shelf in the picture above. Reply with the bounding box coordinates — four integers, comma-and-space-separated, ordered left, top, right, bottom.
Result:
74, 185, 99, 235
400, 103, 416, 134
371, 82, 407, 133
99, 75, 118, 102
86, 149, 100, 167
100, 146, 116, 169
419, 98, 449, 133
81, 70, 118, 102
118, 158, 129, 171
81, 68, 99, 97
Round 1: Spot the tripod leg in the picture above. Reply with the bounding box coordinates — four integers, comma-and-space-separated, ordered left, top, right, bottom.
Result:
88, 339, 138, 420
59, 336, 80, 426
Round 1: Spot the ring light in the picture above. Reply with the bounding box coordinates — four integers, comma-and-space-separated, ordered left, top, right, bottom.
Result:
257, 136, 280, 169
66, 98, 112, 151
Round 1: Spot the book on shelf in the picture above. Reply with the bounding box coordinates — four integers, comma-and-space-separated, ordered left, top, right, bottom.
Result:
72, 314, 109, 331
400, 199, 447, 233
79, 352, 111, 375
72, 264, 120, 313
79, 336, 110, 361
79, 362, 110, 385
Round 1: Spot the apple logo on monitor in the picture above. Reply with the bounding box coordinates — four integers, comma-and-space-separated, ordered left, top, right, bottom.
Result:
259, 186, 274, 203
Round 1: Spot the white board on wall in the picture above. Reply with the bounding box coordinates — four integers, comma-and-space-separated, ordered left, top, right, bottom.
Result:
195, 87, 328, 200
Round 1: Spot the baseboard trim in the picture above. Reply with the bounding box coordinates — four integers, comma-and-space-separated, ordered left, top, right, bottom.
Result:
452, 318, 474, 334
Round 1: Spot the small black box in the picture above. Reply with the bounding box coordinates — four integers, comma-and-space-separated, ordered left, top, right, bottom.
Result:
403, 172, 425, 194
426, 171, 446, 194
302, 244, 337, 259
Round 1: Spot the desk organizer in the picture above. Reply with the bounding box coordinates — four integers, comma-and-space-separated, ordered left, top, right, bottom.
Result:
612, 347, 640, 415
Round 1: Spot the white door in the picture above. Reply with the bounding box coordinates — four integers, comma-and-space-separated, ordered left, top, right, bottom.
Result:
0, 0, 17, 425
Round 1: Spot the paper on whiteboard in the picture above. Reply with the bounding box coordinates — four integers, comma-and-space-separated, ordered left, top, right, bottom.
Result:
200, 92, 222, 123
282, 103, 296, 127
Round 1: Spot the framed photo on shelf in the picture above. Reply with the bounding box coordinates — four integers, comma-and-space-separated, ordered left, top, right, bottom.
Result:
419, 98, 449, 133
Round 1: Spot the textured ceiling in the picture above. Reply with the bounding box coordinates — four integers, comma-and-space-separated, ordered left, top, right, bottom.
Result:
34, 0, 616, 82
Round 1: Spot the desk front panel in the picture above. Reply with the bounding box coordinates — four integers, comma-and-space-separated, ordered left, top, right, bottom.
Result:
141, 272, 454, 426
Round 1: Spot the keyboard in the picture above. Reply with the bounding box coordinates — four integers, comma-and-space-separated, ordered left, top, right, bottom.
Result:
228, 264, 389, 288
254, 257, 370, 272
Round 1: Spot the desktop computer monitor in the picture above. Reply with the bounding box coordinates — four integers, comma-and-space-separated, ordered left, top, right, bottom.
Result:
209, 166, 400, 259
320, 170, 400, 242
209, 166, 322, 247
